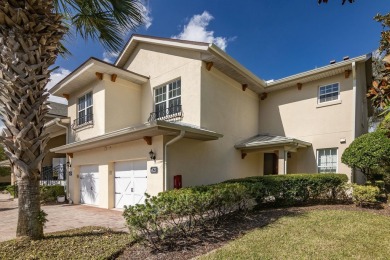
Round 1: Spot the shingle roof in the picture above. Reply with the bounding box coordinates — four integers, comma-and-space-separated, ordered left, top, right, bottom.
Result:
47, 102, 67, 117
235, 134, 311, 149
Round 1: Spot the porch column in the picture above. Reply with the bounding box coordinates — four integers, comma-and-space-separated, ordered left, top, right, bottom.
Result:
278, 149, 287, 175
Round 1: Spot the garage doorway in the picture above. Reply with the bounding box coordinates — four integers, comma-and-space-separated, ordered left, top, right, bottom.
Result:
80, 165, 99, 205
114, 160, 147, 208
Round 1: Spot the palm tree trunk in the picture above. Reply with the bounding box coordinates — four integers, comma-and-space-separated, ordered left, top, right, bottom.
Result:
0, 1, 66, 239
17, 178, 43, 238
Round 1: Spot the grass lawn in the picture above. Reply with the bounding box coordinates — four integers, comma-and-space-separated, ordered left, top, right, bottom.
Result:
0, 226, 132, 260
201, 210, 390, 260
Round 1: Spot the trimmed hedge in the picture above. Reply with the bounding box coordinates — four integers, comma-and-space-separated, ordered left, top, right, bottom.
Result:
352, 185, 381, 207
224, 173, 349, 206
123, 173, 349, 249
123, 182, 253, 250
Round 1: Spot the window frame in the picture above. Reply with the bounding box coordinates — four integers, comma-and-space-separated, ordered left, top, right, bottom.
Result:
153, 79, 181, 118
77, 91, 93, 126
316, 148, 338, 173
317, 82, 340, 104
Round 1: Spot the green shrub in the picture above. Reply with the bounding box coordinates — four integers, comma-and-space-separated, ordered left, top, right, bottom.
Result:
5, 184, 17, 197
123, 182, 252, 250
342, 130, 390, 183
40, 185, 65, 202
352, 185, 381, 207
224, 173, 349, 206
0, 183, 11, 191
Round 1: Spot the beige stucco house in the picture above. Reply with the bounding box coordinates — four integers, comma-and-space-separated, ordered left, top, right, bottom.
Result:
49, 35, 372, 209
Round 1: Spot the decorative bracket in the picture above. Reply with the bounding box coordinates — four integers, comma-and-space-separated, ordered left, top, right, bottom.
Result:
67, 153, 73, 158
344, 69, 352, 78
206, 62, 213, 71
111, 74, 117, 82
297, 83, 302, 90
260, 92, 268, 100
63, 94, 70, 100
242, 84, 248, 91
143, 136, 152, 145
95, 72, 103, 80
241, 152, 247, 159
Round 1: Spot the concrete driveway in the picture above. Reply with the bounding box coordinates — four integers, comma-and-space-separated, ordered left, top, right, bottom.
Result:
0, 193, 127, 242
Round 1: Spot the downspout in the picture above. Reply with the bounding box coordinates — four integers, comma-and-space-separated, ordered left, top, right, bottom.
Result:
54, 120, 70, 197
351, 62, 357, 183
164, 130, 185, 191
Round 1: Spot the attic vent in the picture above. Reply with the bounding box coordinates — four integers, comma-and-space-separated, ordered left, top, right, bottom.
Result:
330, 60, 336, 64
343, 56, 350, 61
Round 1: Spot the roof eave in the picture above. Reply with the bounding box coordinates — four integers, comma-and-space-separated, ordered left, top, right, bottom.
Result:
266, 54, 371, 89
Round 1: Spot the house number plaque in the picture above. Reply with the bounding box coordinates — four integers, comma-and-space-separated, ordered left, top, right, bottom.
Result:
150, 167, 158, 174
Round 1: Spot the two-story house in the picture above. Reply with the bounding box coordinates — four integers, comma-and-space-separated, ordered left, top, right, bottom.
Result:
49, 35, 372, 209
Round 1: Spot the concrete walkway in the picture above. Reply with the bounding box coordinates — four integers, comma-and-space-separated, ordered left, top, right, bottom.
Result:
0, 193, 127, 242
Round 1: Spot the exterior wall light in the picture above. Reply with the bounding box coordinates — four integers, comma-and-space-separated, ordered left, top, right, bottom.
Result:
149, 150, 156, 161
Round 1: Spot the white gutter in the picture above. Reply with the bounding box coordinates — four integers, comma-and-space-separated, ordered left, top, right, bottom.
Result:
54, 119, 71, 199
163, 130, 185, 191
351, 61, 357, 139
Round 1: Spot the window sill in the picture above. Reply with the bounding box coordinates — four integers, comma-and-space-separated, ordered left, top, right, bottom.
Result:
316, 99, 342, 108
73, 121, 94, 131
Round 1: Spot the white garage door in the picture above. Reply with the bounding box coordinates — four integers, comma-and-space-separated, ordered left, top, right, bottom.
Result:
115, 160, 147, 208
80, 165, 99, 205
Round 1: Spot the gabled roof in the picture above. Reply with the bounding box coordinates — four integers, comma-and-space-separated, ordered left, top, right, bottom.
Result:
115, 34, 267, 93
49, 58, 149, 97
235, 134, 311, 150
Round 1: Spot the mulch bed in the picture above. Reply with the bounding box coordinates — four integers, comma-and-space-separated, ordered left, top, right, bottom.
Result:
117, 203, 390, 260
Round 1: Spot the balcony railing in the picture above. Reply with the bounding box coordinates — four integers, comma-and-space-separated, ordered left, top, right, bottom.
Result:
41, 164, 66, 186
72, 114, 93, 129
148, 105, 183, 122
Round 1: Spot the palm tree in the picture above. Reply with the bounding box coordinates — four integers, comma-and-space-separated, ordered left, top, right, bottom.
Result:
0, 0, 144, 239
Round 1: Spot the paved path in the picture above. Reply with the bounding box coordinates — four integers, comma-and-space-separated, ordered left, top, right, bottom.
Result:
0, 193, 127, 242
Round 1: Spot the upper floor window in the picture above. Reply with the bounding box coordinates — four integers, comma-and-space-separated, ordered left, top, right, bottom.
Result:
77, 92, 93, 125
318, 83, 339, 104
317, 148, 338, 173
154, 79, 181, 119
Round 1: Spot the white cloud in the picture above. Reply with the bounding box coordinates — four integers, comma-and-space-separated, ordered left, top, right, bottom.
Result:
172, 11, 231, 51
46, 68, 70, 104
103, 51, 119, 63
140, 0, 152, 29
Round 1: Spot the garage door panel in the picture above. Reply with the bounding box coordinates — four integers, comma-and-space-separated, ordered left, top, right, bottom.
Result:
114, 160, 147, 208
80, 165, 99, 205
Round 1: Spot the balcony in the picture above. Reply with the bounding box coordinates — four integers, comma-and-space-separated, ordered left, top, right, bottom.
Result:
148, 105, 183, 122
72, 114, 93, 130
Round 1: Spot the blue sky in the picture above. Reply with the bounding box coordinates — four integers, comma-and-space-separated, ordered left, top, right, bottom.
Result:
48, 0, 389, 102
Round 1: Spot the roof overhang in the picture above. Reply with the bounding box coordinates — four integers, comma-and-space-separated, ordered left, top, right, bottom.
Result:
49, 58, 149, 97
44, 118, 70, 138
115, 34, 267, 94
51, 120, 223, 154
265, 54, 372, 92
235, 134, 311, 153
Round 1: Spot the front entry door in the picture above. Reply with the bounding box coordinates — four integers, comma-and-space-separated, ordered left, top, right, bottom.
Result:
264, 153, 278, 175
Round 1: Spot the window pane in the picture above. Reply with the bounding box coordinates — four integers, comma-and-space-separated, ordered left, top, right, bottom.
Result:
317, 148, 337, 173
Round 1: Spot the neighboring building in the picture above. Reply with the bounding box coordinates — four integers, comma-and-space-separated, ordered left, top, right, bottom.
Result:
2, 101, 68, 185
49, 35, 372, 209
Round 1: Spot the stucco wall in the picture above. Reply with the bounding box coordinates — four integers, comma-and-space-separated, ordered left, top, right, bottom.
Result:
68, 80, 106, 142
125, 43, 203, 126
104, 77, 142, 132
166, 64, 261, 188
259, 73, 357, 178
68, 136, 164, 208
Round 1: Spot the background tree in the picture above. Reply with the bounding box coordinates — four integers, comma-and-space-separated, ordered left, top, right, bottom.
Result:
341, 130, 390, 183
0, 0, 144, 240
0, 144, 10, 177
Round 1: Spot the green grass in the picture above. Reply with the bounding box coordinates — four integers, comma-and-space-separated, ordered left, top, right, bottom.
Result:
0, 226, 132, 260
201, 210, 390, 260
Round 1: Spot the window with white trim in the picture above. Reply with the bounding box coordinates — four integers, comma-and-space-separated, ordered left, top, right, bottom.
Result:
77, 92, 93, 125
317, 148, 338, 173
318, 83, 339, 103
154, 79, 181, 118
